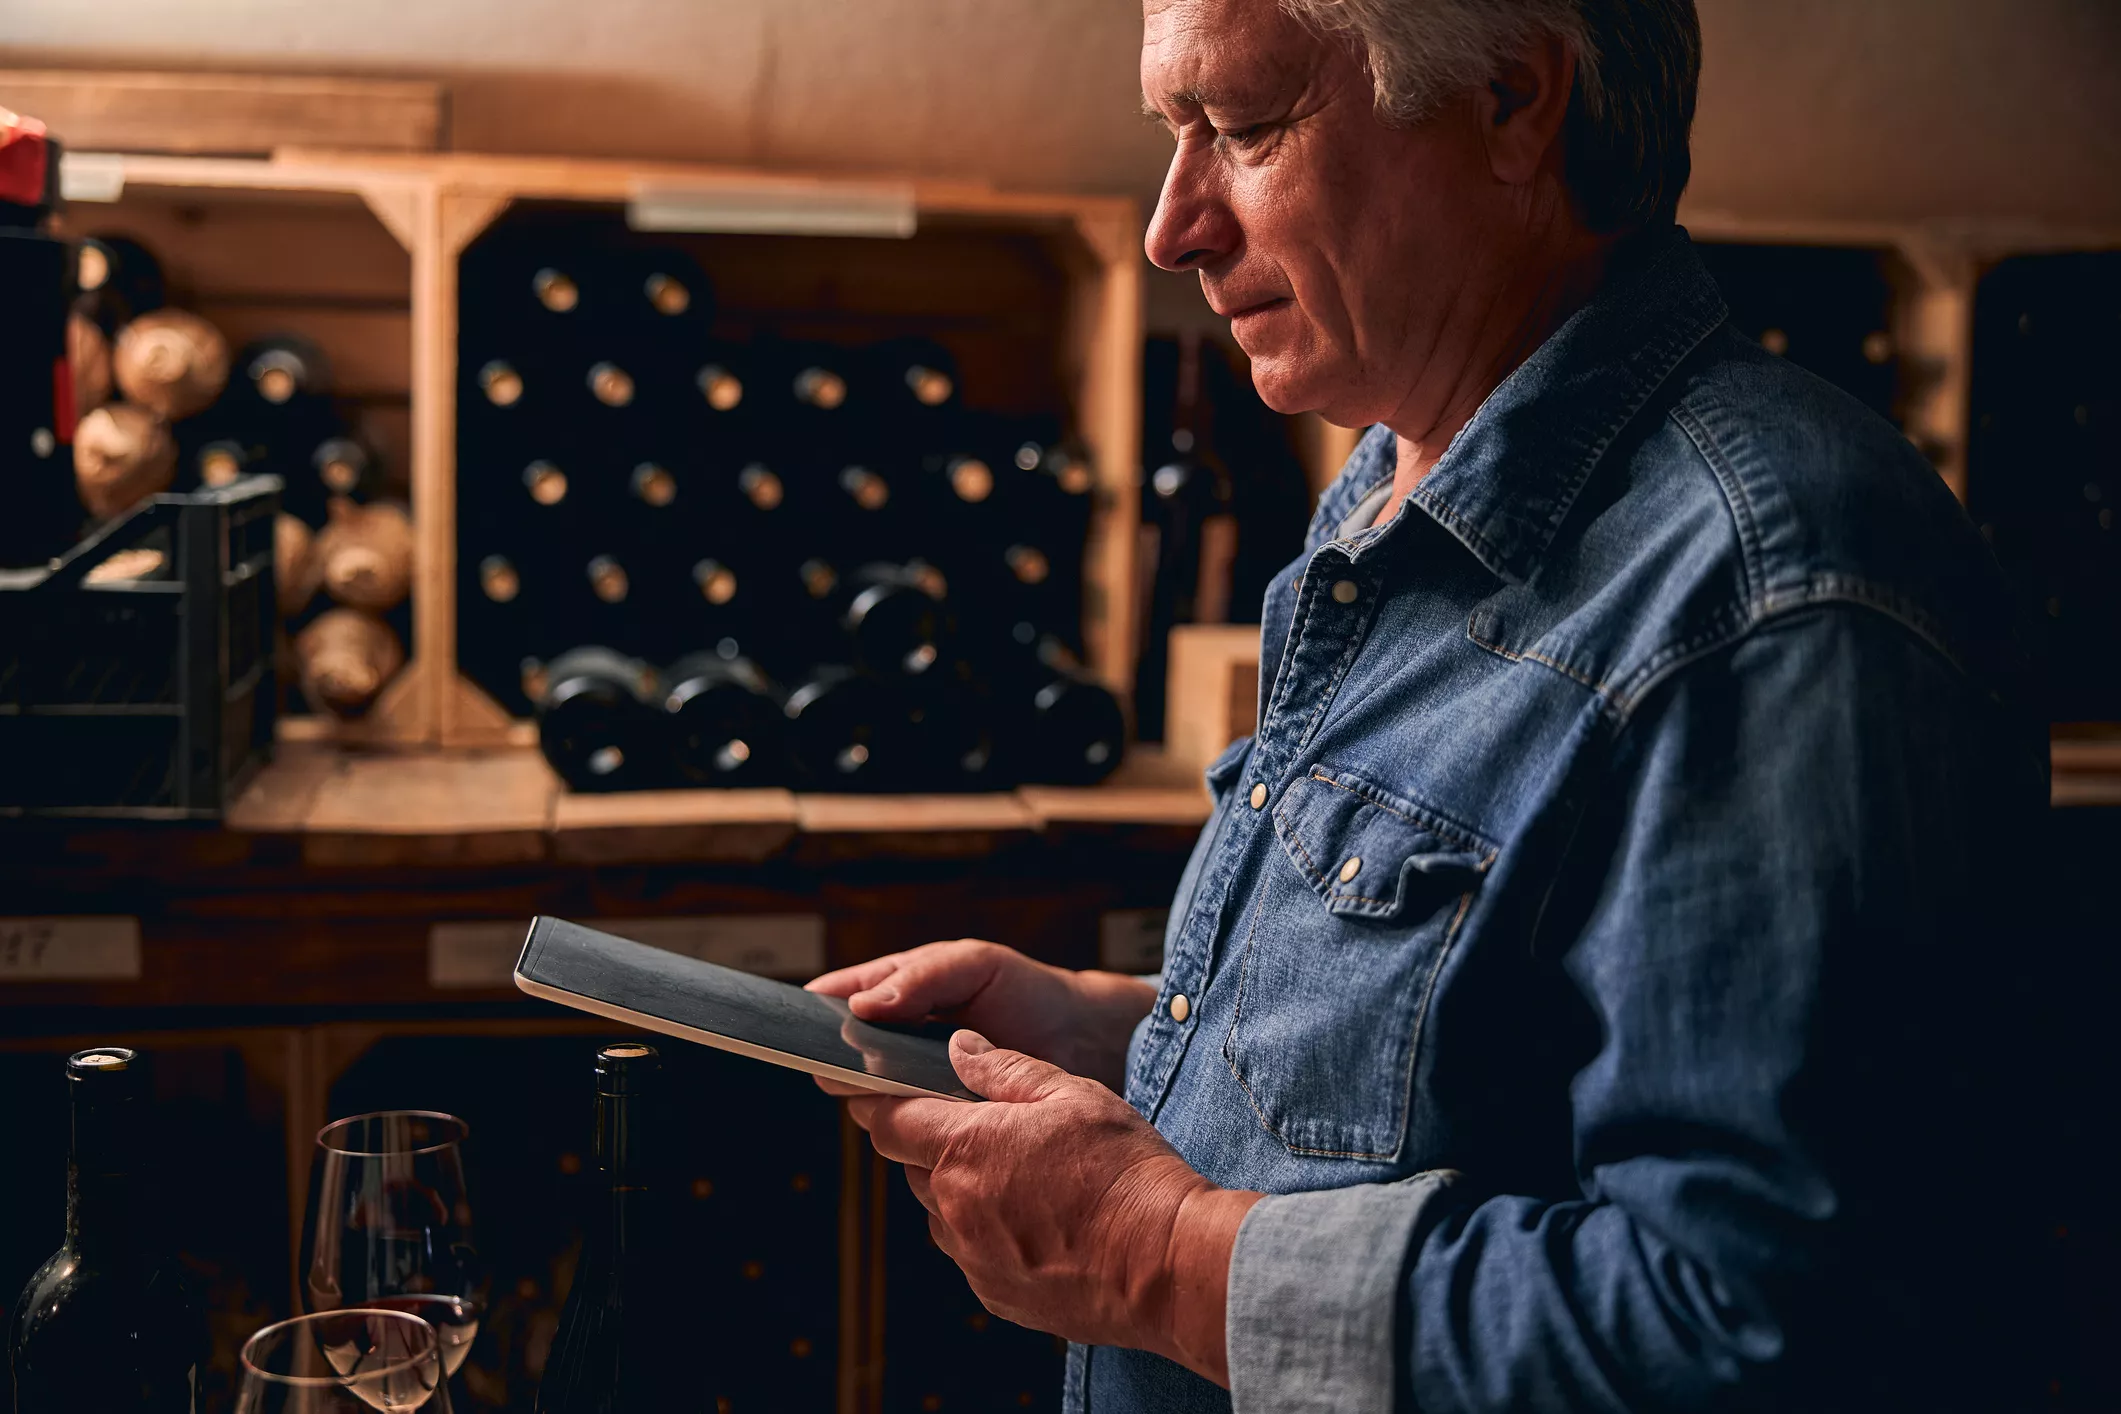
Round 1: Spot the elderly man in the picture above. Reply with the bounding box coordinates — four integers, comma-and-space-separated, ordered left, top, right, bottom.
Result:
812, 0, 2045, 1409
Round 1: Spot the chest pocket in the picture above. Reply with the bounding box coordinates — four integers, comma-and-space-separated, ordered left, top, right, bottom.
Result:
1223, 766, 1496, 1161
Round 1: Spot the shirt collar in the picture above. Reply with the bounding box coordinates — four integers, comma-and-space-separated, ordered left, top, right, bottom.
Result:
1364, 226, 1728, 585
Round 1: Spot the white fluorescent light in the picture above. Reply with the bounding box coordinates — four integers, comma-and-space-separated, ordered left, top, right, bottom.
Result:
628, 180, 917, 239
59, 152, 126, 203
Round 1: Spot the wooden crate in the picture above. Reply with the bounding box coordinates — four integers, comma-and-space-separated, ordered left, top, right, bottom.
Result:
380, 153, 1145, 747
57, 152, 435, 746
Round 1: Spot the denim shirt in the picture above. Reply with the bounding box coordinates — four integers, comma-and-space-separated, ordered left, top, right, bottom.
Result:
1067, 229, 2046, 1413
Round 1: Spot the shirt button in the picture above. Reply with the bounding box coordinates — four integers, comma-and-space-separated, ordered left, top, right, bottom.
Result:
1331, 579, 1359, 604
1168, 993, 1191, 1023
1339, 856, 1362, 883
1248, 782, 1268, 810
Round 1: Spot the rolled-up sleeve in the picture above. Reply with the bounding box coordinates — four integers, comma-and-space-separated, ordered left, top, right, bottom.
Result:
1223, 604, 2037, 1413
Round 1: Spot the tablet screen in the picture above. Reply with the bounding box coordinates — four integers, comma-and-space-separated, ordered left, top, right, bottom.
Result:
514, 915, 978, 1101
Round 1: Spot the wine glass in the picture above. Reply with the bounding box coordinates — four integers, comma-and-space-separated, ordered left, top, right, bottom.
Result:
236, 1309, 446, 1413
301, 1112, 487, 1379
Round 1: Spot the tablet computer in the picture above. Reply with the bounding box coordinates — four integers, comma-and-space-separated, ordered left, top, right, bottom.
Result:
513, 915, 978, 1101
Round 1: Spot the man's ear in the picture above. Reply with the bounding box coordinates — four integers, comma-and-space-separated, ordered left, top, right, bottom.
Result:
1479, 33, 1576, 187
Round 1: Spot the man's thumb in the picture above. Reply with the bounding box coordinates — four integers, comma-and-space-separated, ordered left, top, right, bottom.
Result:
951, 1030, 1067, 1102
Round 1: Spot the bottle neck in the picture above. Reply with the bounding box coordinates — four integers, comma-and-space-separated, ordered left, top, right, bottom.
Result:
594, 1087, 653, 1189
67, 1086, 142, 1263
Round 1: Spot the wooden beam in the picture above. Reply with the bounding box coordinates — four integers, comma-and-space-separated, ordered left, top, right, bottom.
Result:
0, 70, 444, 156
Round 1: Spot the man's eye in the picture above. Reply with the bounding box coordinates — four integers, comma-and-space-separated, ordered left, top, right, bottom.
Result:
1216, 124, 1267, 149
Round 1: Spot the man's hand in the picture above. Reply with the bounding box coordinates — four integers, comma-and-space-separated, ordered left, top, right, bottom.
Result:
807, 940, 1154, 1090
847, 1031, 1261, 1387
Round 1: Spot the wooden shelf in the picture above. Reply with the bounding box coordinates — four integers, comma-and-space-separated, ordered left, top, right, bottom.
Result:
197, 742, 1213, 868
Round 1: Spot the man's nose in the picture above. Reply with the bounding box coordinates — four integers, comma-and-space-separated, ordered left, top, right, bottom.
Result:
1145, 145, 1237, 273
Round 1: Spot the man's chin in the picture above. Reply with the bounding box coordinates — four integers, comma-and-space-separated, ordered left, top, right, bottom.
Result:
1241, 351, 1331, 417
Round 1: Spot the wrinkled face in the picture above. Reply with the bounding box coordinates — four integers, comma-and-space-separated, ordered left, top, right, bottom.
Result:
1142, 0, 1518, 426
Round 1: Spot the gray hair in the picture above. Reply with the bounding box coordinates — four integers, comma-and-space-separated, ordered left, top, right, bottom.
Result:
1278, 0, 1701, 231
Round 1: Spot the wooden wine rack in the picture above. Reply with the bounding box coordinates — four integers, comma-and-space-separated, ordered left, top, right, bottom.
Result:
57, 149, 1144, 759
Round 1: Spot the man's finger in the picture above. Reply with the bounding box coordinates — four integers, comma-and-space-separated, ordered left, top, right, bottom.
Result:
806, 954, 906, 997
862, 1095, 968, 1169
950, 1030, 1072, 1103
905, 1164, 938, 1215
841, 940, 999, 1022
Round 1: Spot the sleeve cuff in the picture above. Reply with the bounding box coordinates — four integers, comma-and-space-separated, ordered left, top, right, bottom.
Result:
1226, 1170, 1460, 1414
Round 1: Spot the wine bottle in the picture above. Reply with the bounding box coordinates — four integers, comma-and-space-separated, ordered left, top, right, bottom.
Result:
313, 436, 379, 501
902, 668, 1006, 792
783, 666, 899, 789
1, 119, 84, 569
238, 335, 332, 409
839, 562, 950, 678
535, 1042, 684, 1414
112, 309, 230, 422
995, 637, 1126, 786
71, 234, 166, 336
536, 646, 662, 792
6, 1047, 205, 1413
870, 335, 962, 449
294, 607, 405, 718
206, 335, 344, 522
312, 499, 414, 613
73, 403, 176, 520
661, 651, 788, 787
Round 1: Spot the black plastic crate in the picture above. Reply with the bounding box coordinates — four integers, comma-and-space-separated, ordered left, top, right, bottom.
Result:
0, 477, 280, 816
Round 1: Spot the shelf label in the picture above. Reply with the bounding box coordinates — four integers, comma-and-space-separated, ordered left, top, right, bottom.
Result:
0, 916, 142, 981
1099, 909, 1169, 976
429, 915, 827, 989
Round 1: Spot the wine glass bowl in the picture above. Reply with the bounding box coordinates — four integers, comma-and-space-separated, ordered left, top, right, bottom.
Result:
301, 1111, 486, 1376
236, 1309, 444, 1413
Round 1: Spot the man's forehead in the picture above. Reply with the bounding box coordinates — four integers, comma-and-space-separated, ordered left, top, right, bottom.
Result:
1141, 0, 1317, 108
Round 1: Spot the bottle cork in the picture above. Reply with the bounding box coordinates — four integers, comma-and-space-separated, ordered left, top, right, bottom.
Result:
313, 499, 414, 613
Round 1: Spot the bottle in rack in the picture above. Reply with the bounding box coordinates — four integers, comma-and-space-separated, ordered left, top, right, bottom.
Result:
994, 636, 1127, 786
71, 234, 167, 337
535, 1042, 685, 1414
535, 646, 663, 792
782, 665, 901, 790
661, 651, 788, 786
839, 562, 951, 678
6, 1047, 206, 1412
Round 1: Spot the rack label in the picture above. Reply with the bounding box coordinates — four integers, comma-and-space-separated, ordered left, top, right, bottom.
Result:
0, 916, 143, 981
1099, 909, 1170, 976
429, 915, 828, 988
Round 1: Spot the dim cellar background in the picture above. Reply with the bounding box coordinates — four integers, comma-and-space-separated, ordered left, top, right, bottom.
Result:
3, 1, 2120, 1411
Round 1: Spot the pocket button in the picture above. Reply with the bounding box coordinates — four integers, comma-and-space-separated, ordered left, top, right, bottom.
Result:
1248, 783, 1268, 810
1168, 993, 1191, 1023
1338, 855, 1362, 883
1331, 579, 1359, 604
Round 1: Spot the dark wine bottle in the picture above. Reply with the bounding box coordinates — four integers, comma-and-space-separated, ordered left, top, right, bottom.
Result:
536, 646, 662, 792
535, 1042, 683, 1414
840, 562, 950, 678
71, 234, 166, 336
661, 651, 788, 787
1, 118, 84, 568
6, 1047, 205, 1413
996, 637, 1126, 786
783, 666, 899, 789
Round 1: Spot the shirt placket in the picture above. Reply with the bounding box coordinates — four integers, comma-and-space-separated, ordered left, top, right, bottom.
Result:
1129, 540, 1386, 1120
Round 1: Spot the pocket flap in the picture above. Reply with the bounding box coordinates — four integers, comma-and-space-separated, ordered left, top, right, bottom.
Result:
1271, 768, 1495, 921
